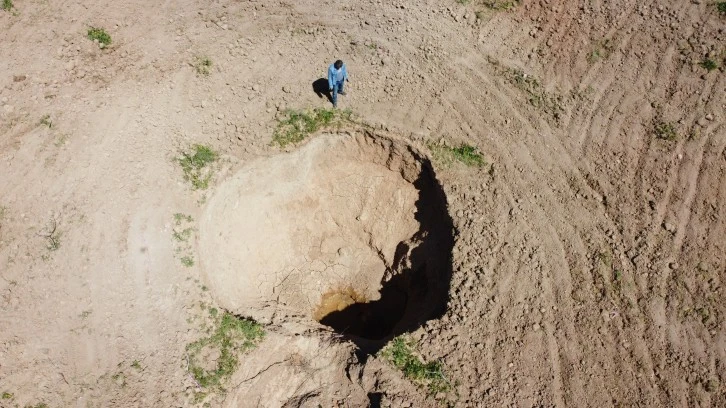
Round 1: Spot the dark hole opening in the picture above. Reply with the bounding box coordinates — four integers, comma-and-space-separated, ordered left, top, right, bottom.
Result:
318, 160, 454, 354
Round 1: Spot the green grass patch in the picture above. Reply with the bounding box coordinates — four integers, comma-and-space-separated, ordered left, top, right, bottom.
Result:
429, 143, 486, 167
2, 0, 13, 11
381, 336, 452, 396
654, 120, 677, 141
131, 360, 142, 370
87, 27, 111, 46
187, 312, 265, 392
699, 59, 718, 71
178, 144, 217, 190
272, 108, 352, 147
1, 391, 13, 399
718, 2, 726, 15
195, 56, 213, 76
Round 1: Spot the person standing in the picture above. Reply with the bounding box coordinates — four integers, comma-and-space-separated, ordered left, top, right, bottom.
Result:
328, 59, 349, 108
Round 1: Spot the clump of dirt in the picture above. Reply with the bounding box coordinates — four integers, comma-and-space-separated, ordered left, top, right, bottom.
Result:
199, 131, 453, 351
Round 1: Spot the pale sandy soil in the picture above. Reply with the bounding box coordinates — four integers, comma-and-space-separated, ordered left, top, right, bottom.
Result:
0, 0, 724, 407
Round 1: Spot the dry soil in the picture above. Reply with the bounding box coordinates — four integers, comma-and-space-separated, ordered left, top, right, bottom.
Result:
0, 0, 724, 407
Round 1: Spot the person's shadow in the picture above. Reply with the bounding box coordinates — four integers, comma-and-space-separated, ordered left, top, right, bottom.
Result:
312, 78, 333, 104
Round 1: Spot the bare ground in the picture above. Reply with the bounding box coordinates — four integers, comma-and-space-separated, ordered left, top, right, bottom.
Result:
0, 0, 724, 407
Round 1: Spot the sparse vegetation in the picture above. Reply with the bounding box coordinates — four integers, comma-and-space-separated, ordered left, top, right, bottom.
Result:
487, 57, 565, 123
111, 372, 126, 387
587, 39, 613, 63
40, 217, 62, 251
181, 256, 194, 267
429, 143, 486, 167
717, 2, 726, 15
87, 27, 112, 46
178, 144, 217, 190
54, 134, 69, 147
1, 0, 13, 12
272, 108, 352, 147
174, 213, 194, 224
1, 391, 13, 399
131, 360, 142, 370
699, 59, 718, 72
39, 115, 52, 128
186, 312, 265, 392
172, 213, 197, 267
482, 0, 519, 10
172, 226, 193, 242
381, 336, 452, 397
195, 57, 213, 76
456, 0, 470, 4
654, 120, 677, 141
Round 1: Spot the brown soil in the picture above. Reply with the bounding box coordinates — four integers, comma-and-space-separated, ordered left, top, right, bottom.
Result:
1, 0, 724, 407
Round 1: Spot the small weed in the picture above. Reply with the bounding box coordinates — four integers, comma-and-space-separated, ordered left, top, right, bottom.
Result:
195, 57, 213, 76
79, 310, 92, 319
111, 372, 126, 387
39, 115, 52, 128
131, 360, 142, 370
429, 143, 486, 167
87, 27, 112, 46
482, 0, 519, 10
381, 336, 452, 397
699, 59, 718, 71
587, 49, 602, 63
717, 2, 726, 15
2, 0, 12, 11
1, 392, 13, 399
186, 312, 265, 390
209, 307, 218, 317
173, 227, 193, 242
272, 108, 352, 147
40, 217, 61, 251
597, 251, 612, 268
178, 144, 217, 190
54, 134, 69, 147
456, 0, 470, 4
192, 391, 208, 403
488, 59, 564, 123
174, 213, 194, 224
654, 120, 677, 141
587, 39, 613, 63
181, 256, 194, 267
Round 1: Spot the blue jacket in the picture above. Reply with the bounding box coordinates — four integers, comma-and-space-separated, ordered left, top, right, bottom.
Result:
328, 63, 348, 89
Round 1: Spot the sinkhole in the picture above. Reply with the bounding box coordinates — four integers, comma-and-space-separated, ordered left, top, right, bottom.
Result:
199, 130, 454, 353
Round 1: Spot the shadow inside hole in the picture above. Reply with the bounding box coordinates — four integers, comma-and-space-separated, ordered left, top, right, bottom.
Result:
367, 392, 383, 408
318, 159, 454, 354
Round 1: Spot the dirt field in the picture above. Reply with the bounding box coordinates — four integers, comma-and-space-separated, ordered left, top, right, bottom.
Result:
1, 0, 724, 407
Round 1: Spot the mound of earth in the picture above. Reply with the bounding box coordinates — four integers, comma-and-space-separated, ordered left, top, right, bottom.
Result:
200, 131, 453, 350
